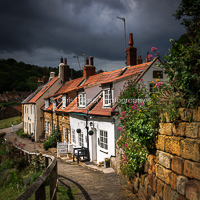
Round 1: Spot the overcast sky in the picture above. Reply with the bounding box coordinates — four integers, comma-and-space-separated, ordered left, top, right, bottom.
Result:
0, 0, 185, 72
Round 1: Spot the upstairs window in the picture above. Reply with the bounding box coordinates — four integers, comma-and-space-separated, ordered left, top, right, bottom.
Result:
79, 93, 86, 107
153, 70, 163, 79
103, 90, 111, 106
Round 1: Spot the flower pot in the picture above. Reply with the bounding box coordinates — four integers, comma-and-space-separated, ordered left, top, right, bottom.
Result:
88, 130, 94, 136
104, 161, 110, 168
76, 128, 81, 133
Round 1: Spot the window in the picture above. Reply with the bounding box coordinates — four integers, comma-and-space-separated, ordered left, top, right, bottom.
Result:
100, 130, 108, 150
79, 133, 84, 147
62, 95, 66, 108
153, 70, 163, 79
79, 93, 86, 107
104, 90, 111, 106
31, 105, 32, 114
45, 100, 49, 109
25, 106, 26, 114
48, 123, 51, 135
72, 130, 76, 144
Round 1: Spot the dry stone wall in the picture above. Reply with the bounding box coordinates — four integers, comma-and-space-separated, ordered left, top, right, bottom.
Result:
112, 108, 200, 200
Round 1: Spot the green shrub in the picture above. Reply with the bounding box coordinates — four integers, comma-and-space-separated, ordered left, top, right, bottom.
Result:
43, 140, 51, 151
16, 128, 27, 138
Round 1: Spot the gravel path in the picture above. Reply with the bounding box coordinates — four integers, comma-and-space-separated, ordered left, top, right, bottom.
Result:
3, 126, 136, 200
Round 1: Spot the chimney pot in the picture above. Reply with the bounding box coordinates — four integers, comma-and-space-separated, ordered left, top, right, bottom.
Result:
64, 58, 67, 65
90, 56, 94, 66
128, 33, 134, 47
60, 56, 63, 63
85, 57, 89, 65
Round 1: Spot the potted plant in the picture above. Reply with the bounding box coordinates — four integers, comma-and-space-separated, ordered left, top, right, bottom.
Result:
66, 151, 72, 159
104, 157, 110, 168
88, 130, 94, 136
76, 128, 81, 133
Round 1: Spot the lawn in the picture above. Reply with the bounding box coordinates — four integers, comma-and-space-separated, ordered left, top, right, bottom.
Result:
0, 116, 22, 129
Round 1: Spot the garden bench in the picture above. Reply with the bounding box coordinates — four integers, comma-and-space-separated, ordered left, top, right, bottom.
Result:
73, 147, 89, 164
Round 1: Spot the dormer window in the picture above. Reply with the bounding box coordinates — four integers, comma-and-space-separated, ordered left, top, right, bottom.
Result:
79, 93, 86, 107
103, 89, 111, 106
62, 94, 66, 109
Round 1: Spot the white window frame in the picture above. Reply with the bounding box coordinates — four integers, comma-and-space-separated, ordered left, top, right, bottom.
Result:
100, 130, 108, 151
103, 89, 111, 106
78, 93, 86, 107
72, 129, 76, 144
78, 133, 84, 147
53, 100, 56, 110
48, 123, 51, 135
45, 121, 48, 133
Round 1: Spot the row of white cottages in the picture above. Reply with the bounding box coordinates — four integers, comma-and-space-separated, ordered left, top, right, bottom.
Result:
22, 34, 167, 163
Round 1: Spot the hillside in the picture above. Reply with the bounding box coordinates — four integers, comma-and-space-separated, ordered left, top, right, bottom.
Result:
0, 58, 82, 94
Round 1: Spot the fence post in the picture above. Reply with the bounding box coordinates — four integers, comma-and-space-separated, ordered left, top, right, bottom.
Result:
35, 182, 46, 200
45, 157, 49, 168
50, 161, 57, 200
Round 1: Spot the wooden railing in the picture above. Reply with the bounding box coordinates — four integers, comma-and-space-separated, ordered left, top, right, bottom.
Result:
14, 147, 57, 200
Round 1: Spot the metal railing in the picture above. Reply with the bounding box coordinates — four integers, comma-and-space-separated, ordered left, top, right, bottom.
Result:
14, 146, 57, 200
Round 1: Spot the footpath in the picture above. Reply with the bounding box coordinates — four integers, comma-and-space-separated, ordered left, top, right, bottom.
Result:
3, 125, 136, 200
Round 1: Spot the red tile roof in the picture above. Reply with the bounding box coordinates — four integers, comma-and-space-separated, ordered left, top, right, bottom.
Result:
12, 105, 22, 113
56, 77, 84, 94
29, 76, 58, 103
89, 97, 111, 116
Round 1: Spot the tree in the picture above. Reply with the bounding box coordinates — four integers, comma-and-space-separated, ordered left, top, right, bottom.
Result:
173, 0, 200, 34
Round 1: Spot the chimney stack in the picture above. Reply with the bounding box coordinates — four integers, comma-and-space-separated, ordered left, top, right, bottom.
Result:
42, 67, 47, 85
83, 56, 96, 80
49, 68, 55, 80
126, 33, 137, 66
59, 57, 70, 83
38, 78, 43, 87
137, 55, 143, 64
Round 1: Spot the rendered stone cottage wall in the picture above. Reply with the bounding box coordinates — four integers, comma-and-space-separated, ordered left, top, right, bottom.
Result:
112, 108, 200, 200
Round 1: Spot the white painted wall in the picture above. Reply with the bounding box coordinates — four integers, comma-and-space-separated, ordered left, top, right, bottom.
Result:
69, 114, 115, 164
85, 85, 101, 105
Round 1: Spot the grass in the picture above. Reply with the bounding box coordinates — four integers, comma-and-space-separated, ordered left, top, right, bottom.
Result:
29, 185, 77, 200
0, 185, 77, 200
0, 116, 22, 129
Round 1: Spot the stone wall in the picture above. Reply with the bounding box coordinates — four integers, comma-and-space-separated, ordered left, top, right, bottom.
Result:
112, 108, 200, 200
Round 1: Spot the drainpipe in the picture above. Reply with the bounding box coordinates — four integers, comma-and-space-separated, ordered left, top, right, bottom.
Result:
110, 83, 113, 107
85, 113, 90, 161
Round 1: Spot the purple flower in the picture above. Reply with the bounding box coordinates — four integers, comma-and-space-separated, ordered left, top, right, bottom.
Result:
125, 144, 128, 147
148, 54, 153, 61
133, 92, 136, 96
128, 99, 131, 103
155, 51, 160, 56
151, 47, 157, 52
112, 107, 115, 112
140, 101, 144, 107
118, 127, 122, 131
120, 117, 124, 120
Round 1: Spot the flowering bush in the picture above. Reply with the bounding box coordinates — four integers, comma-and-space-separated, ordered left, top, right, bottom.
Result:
117, 79, 163, 177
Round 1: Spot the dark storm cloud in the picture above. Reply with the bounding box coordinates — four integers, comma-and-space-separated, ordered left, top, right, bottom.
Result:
0, 0, 184, 69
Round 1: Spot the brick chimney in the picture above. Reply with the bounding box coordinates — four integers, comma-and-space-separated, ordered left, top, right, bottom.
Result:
83, 56, 96, 79
42, 67, 47, 85
38, 78, 43, 87
137, 55, 143, 64
126, 33, 137, 66
59, 57, 70, 83
49, 67, 55, 80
